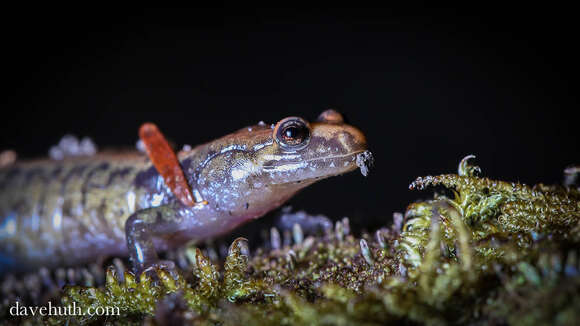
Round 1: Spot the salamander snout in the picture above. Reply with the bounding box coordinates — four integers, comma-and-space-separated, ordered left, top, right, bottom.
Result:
308, 111, 370, 175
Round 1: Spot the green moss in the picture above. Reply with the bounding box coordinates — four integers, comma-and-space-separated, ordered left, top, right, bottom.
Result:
10, 156, 580, 325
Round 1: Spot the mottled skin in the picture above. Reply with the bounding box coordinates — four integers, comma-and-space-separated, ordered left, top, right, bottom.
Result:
0, 110, 369, 274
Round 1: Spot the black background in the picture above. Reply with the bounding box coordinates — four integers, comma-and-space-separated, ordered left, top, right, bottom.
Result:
2, 6, 578, 233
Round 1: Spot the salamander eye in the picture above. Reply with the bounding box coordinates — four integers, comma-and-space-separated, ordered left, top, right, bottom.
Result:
274, 117, 311, 150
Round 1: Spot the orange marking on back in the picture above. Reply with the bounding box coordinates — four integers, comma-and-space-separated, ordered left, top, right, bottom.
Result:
139, 123, 196, 207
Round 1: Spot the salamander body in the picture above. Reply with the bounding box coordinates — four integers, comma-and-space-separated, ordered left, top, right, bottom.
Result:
0, 110, 372, 274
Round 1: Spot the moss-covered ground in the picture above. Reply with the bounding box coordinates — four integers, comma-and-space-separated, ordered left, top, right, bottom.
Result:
3, 156, 579, 325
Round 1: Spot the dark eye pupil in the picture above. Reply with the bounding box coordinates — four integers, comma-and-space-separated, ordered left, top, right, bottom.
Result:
284, 127, 298, 139
283, 126, 305, 144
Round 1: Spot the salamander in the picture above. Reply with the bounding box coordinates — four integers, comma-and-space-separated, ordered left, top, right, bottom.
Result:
0, 110, 372, 274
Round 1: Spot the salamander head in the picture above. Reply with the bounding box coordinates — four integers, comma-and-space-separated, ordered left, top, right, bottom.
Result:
192, 110, 372, 213
179, 109, 373, 233
253, 109, 372, 185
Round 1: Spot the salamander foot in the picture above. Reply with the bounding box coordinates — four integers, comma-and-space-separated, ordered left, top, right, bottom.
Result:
139, 259, 179, 281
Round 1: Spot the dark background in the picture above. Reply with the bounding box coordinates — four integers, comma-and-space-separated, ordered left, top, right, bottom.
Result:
2, 6, 578, 233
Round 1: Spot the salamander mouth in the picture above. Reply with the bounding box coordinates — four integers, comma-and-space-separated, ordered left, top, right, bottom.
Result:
305, 150, 374, 176
263, 150, 374, 181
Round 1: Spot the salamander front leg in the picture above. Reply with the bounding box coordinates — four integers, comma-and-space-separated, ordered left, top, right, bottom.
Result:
125, 204, 185, 276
